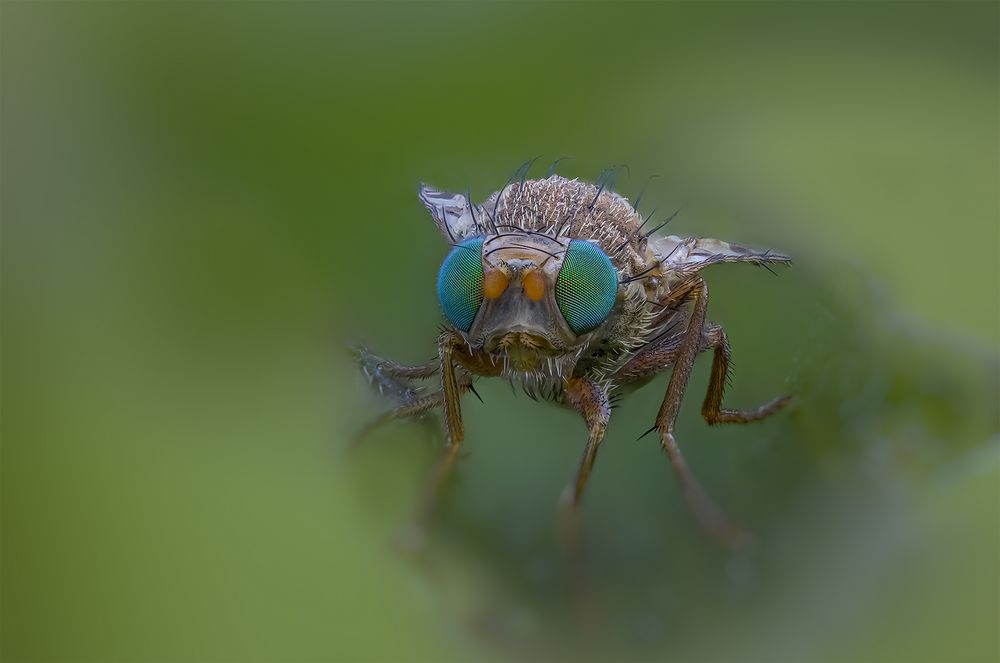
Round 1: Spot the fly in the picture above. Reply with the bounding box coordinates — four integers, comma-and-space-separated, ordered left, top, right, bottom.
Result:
353, 165, 792, 548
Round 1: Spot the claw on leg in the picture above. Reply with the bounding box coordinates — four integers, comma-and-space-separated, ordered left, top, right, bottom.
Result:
700, 325, 792, 425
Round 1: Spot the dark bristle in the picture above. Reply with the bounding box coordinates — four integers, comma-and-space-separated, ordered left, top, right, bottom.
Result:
642, 208, 682, 239
484, 205, 499, 233
638, 207, 658, 233
492, 224, 568, 246
518, 155, 542, 187
619, 260, 661, 285
498, 157, 540, 208
505, 243, 565, 260
553, 210, 575, 239
632, 174, 659, 214
465, 185, 481, 232
594, 166, 614, 189
493, 164, 522, 219
636, 425, 658, 442
612, 206, 658, 255
589, 180, 608, 209
590, 164, 628, 209
660, 241, 682, 263
483, 242, 565, 261
544, 156, 571, 178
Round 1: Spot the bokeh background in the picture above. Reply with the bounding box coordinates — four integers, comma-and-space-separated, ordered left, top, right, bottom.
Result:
2, 2, 998, 662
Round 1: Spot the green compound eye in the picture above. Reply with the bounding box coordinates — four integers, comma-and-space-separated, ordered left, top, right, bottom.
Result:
555, 240, 618, 334
437, 237, 485, 332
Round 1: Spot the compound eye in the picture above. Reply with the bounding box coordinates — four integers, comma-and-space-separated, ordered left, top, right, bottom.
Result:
437, 237, 485, 332
554, 240, 618, 334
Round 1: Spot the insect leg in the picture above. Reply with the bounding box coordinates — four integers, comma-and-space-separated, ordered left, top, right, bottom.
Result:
352, 374, 473, 446
412, 331, 467, 522
562, 377, 612, 508
437, 332, 465, 446
608, 330, 686, 384
559, 377, 611, 624
701, 324, 792, 424
355, 352, 438, 379
654, 280, 747, 548
352, 345, 438, 399
611, 322, 791, 423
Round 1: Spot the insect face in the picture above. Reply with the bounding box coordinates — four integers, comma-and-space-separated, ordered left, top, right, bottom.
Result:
437, 232, 620, 370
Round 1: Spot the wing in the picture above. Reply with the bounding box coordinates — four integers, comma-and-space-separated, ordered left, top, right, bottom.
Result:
418, 184, 481, 242
649, 235, 791, 274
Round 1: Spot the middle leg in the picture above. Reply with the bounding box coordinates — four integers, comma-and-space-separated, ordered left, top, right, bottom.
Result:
654, 280, 748, 548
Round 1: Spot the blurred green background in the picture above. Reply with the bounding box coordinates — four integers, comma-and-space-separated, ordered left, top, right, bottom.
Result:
2, 2, 998, 662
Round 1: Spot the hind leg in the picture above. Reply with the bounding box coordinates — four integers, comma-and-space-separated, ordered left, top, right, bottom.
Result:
651, 280, 749, 548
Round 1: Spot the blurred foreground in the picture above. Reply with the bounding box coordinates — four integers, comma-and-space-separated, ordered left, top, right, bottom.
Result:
2, 2, 998, 662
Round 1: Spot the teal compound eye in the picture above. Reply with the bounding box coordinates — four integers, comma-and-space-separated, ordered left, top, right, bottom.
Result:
555, 240, 619, 335
437, 237, 485, 332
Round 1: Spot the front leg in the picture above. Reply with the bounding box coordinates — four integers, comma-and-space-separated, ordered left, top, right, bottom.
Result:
352, 345, 438, 401
351, 345, 446, 448
352, 374, 474, 444
411, 332, 504, 524
559, 377, 611, 624
562, 377, 612, 508
414, 331, 468, 522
